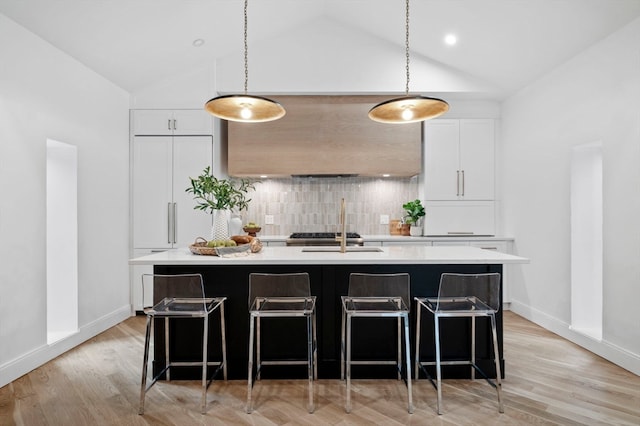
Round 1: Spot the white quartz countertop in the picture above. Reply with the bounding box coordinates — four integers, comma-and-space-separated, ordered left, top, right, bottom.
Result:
129, 245, 529, 266
254, 235, 514, 242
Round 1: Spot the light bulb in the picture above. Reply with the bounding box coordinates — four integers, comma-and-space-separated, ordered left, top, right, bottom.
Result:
402, 108, 414, 121
240, 106, 252, 119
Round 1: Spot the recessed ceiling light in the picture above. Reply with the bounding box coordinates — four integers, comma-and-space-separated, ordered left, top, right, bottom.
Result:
192, 38, 205, 47
382, 174, 390, 177
444, 34, 457, 46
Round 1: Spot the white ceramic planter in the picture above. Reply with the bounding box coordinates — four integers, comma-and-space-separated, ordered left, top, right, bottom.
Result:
410, 226, 423, 236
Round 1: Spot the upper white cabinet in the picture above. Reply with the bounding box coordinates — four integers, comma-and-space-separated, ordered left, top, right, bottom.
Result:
424, 119, 495, 200
132, 109, 213, 136
132, 136, 213, 248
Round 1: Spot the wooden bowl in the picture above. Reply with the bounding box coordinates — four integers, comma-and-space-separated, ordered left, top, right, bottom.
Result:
243, 226, 261, 237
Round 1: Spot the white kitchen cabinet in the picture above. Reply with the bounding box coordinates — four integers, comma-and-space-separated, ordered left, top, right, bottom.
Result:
424, 201, 495, 236
432, 240, 470, 247
132, 109, 213, 136
381, 240, 432, 246
132, 135, 213, 249
130, 249, 156, 312
424, 119, 495, 200
265, 241, 286, 247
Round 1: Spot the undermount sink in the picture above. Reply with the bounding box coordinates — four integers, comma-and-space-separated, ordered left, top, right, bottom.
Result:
301, 246, 383, 253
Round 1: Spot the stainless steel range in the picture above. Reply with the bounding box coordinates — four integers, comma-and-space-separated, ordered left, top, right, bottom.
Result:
286, 232, 364, 246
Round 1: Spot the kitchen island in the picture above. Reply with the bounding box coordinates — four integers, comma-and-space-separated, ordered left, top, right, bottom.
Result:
130, 245, 528, 380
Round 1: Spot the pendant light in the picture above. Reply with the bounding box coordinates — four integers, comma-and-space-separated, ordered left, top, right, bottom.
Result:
369, 0, 448, 123
205, 0, 285, 122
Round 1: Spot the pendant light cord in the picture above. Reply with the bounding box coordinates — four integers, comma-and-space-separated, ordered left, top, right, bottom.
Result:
405, 0, 410, 96
244, 0, 249, 95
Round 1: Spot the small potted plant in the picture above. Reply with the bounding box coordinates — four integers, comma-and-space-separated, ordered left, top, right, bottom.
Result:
186, 166, 257, 240
402, 199, 425, 236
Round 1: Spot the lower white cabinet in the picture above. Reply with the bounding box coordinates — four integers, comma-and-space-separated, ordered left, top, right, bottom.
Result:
381, 240, 432, 246
265, 241, 286, 247
424, 201, 495, 236
130, 249, 159, 312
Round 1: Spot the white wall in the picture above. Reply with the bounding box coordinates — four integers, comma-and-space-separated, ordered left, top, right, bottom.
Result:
215, 16, 498, 96
0, 14, 131, 386
501, 17, 640, 374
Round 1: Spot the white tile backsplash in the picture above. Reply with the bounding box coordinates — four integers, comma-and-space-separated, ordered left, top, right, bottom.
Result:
242, 176, 419, 235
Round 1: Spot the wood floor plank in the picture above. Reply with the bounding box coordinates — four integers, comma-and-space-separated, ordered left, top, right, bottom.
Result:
0, 312, 638, 425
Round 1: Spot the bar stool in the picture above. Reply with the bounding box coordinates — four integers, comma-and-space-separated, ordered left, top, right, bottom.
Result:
139, 273, 227, 415
247, 272, 317, 413
414, 272, 503, 414
341, 272, 413, 414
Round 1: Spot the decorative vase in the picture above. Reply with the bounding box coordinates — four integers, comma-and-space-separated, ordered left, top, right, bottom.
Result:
211, 209, 230, 240
229, 214, 243, 236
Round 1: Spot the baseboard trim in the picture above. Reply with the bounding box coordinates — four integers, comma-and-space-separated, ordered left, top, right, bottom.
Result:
0, 305, 132, 388
510, 300, 640, 376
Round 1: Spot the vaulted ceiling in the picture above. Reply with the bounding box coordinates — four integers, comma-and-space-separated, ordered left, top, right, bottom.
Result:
2, 0, 640, 99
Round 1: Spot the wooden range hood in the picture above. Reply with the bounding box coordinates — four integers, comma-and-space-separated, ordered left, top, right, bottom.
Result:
227, 95, 421, 177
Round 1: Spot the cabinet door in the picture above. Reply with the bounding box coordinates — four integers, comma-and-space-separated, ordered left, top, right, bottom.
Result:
132, 137, 173, 248
459, 119, 494, 200
424, 120, 460, 200
132, 110, 213, 136
132, 110, 174, 136
172, 136, 213, 247
423, 201, 495, 236
172, 110, 213, 136
130, 249, 157, 312
432, 241, 469, 246
382, 241, 432, 246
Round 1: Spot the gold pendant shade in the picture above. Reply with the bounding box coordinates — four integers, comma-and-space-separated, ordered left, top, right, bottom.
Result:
204, 0, 285, 123
205, 94, 286, 123
368, 95, 449, 123
369, 0, 447, 123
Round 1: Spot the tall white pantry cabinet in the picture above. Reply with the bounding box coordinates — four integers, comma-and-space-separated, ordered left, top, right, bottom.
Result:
423, 119, 496, 236
130, 109, 214, 311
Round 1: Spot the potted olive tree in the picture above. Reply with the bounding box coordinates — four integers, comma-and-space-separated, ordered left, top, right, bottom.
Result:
186, 166, 256, 240
402, 199, 426, 236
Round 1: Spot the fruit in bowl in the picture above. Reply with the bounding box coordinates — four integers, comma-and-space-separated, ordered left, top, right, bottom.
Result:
243, 222, 261, 236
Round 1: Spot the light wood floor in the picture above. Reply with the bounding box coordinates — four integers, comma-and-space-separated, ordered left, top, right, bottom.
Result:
1, 312, 639, 425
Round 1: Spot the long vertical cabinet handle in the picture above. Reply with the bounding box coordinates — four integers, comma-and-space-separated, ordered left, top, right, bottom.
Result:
456, 170, 460, 196
173, 203, 177, 244
461, 170, 465, 196
167, 119, 171, 131
167, 202, 172, 244
173, 119, 177, 131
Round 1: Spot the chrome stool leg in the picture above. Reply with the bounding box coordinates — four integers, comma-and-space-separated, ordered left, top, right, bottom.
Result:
139, 314, 153, 415
414, 303, 422, 381
164, 317, 170, 381
246, 314, 256, 413
491, 313, 504, 413
345, 313, 352, 413
307, 314, 315, 413
403, 313, 414, 414
435, 314, 443, 415
220, 302, 228, 380
200, 314, 209, 414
